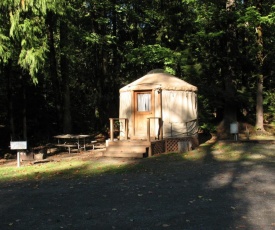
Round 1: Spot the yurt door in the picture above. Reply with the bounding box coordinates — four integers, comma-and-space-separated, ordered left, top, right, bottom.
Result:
134, 90, 154, 138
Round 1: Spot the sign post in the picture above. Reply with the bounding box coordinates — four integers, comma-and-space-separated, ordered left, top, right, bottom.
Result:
10, 141, 27, 167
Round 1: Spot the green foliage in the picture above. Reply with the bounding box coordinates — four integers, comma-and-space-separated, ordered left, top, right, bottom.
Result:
85, 33, 116, 45
200, 123, 216, 134
126, 44, 181, 74
239, 7, 261, 26
264, 91, 275, 114
3, 0, 54, 83
0, 33, 11, 63
1, 0, 275, 141
18, 46, 47, 84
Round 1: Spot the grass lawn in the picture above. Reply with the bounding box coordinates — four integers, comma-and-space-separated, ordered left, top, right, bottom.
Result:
0, 154, 140, 183
1, 135, 275, 183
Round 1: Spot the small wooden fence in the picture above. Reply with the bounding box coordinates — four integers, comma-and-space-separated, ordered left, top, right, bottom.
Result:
149, 136, 198, 155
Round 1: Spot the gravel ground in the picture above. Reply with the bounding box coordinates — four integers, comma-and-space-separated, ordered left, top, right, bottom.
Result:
1, 141, 275, 230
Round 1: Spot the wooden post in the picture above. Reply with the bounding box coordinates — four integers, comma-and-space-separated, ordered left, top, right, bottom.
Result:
148, 146, 152, 157
110, 118, 114, 141
17, 152, 20, 167
147, 118, 150, 141
125, 119, 128, 140
159, 118, 163, 140
159, 88, 163, 140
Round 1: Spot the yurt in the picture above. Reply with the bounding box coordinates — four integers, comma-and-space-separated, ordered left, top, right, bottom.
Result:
118, 71, 198, 141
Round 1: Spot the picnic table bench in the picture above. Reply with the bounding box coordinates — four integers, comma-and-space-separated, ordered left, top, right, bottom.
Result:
53, 134, 91, 153
55, 144, 78, 154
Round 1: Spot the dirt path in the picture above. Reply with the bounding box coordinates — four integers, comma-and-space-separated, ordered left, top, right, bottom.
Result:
1, 142, 275, 229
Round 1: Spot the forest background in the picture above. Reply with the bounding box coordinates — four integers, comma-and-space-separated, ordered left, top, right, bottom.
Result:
1, 0, 275, 148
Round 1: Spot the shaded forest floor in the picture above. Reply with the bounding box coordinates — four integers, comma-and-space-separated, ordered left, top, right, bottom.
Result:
1, 133, 275, 229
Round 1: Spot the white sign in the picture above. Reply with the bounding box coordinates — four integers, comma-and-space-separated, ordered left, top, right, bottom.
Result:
10, 141, 27, 150
230, 122, 238, 134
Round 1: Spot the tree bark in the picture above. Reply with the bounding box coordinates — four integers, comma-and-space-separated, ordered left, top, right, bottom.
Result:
6, 61, 15, 140
22, 80, 27, 140
255, 74, 264, 131
60, 20, 72, 133
254, 0, 265, 132
219, 0, 238, 138
46, 11, 62, 133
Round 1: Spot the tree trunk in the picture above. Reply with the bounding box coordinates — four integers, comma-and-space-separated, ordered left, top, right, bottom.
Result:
255, 74, 264, 131
22, 80, 27, 140
6, 61, 15, 140
46, 11, 62, 133
62, 83, 72, 134
219, 0, 237, 138
112, 0, 118, 73
60, 21, 72, 133
254, 0, 265, 132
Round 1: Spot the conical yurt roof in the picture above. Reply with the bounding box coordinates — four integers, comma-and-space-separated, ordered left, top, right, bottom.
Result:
120, 72, 197, 92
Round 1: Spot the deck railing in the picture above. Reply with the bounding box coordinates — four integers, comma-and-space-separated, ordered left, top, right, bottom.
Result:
109, 117, 197, 142
147, 117, 163, 141
109, 118, 128, 141
169, 119, 198, 137
186, 119, 198, 136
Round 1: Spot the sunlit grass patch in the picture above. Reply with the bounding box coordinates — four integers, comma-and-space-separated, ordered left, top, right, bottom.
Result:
246, 153, 267, 160
212, 151, 244, 161
183, 141, 275, 162
0, 159, 136, 183
168, 140, 275, 163
182, 149, 206, 161
1, 140, 275, 184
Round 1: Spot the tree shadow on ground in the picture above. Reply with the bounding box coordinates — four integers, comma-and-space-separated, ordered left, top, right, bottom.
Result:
0, 139, 275, 229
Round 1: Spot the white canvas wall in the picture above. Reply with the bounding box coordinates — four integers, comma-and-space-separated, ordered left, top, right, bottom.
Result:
119, 91, 132, 138
162, 90, 197, 138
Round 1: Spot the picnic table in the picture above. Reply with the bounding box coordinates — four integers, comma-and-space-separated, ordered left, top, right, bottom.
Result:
53, 134, 93, 153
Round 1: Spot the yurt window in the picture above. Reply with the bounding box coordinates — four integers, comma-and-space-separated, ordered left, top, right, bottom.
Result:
137, 93, 151, 111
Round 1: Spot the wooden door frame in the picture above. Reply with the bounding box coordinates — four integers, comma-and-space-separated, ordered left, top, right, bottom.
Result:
133, 90, 155, 138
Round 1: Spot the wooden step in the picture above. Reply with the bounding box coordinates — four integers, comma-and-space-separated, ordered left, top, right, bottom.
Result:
104, 140, 150, 158
107, 140, 150, 146
103, 151, 145, 158
104, 147, 148, 158
106, 145, 148, 152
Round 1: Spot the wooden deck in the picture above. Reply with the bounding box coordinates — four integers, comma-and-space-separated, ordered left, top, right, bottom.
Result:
103, 137, 197, 158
